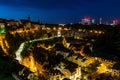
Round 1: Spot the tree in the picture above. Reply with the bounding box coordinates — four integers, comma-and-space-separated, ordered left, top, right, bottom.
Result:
38, 74, 47, 80
93, 27, 120, 61
95, 73, 114, 80
112, 62, 120, 70
63, 78, 70, 80
86, 60, 101, 73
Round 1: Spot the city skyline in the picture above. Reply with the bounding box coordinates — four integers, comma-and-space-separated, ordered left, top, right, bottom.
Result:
0, 0, 120, 23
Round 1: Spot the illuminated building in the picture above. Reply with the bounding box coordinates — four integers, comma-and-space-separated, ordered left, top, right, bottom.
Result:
81, 17, 90, 25
0, 22, 9, 55
57, 30, 61, 37
91, 19, 95, 24
99, 18, 102, 24
113, 19, 118, 25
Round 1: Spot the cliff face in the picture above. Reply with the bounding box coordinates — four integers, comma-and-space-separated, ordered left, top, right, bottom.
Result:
0, 34, 9, 55
22, 52, 45, 76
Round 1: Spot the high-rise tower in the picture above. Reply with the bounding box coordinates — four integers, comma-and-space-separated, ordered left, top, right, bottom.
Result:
99, 18, 102, 24
92, 19, 95, 24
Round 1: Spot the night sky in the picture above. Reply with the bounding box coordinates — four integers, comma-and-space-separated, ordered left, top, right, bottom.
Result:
0, 0, 120, 23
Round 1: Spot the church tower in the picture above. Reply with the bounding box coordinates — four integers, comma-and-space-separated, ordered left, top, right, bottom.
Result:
28, 15, 31, 22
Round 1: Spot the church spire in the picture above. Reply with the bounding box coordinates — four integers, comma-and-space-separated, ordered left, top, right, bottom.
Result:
28, 15, 30, 22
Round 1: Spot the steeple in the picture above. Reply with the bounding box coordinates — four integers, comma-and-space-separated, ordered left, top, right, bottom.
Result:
28, 15, 30, 22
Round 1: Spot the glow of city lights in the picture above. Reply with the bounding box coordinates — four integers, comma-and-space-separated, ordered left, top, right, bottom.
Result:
113, 19, 119, 24
83, 17, 90, 21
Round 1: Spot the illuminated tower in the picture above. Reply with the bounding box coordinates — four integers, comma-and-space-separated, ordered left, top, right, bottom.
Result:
57, 27, 62, 37
57, 30, 61, 37
99, 18, 102, 24
0, 23, 9, 55
92, 19, 95, 24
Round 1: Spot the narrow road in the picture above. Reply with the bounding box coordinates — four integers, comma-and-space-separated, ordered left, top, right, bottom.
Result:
15, 36, 61, 63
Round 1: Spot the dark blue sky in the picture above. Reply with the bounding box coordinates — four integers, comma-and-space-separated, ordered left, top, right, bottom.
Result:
0, 0, 120, 23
